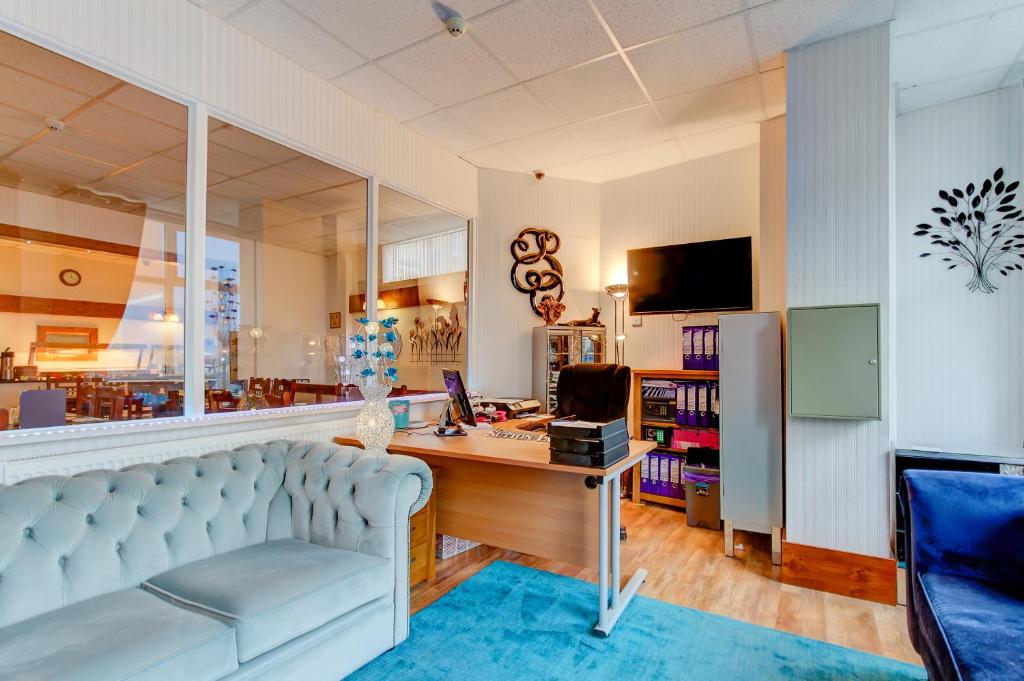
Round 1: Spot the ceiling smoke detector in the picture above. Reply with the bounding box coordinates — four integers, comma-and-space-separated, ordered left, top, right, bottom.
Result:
445, 15, 466, 38
44, 118, 65, 132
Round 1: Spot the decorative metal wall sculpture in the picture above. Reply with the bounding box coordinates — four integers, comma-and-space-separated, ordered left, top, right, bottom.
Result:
408, 302, 464, 363
510, 227, 564, 317
915, 167, 1024, 293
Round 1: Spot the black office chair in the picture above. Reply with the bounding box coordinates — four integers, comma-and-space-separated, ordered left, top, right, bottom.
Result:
555, 363, 632, 540
554, 363, 631, 422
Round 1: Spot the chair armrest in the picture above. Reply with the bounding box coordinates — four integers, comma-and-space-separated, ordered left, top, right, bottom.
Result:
903, 469, 1024, 586
285, 446, 432, 559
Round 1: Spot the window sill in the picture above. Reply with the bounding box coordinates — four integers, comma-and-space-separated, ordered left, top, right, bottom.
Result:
0, 391, 448, 449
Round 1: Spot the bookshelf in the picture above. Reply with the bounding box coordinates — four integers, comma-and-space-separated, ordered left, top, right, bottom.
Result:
630, 368, 719, 509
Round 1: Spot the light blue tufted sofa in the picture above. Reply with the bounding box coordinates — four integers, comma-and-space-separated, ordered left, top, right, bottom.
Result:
0, 440, 432, 681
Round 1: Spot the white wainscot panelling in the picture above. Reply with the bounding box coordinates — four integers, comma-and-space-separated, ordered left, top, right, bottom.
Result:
894, 86, 1024, 451
473, 169, 601, 397
598, 146, 760, 371
0, 398, 443, 483
785, 24, 892, 558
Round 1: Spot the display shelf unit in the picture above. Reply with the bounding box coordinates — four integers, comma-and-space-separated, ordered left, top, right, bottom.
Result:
532, 325, 606, 413
630, 368, 719, 509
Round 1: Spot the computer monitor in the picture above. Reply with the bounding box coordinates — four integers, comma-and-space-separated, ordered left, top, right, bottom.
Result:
441, 368, 476, 429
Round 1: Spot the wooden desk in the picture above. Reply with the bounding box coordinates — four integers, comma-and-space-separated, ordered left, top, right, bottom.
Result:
386, 420, 655, 636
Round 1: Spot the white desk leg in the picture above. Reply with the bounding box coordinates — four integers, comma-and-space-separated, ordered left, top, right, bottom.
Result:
593, 471, 647, 637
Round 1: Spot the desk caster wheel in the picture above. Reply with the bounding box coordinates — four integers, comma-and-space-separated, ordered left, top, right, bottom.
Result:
584, 475, 599, 489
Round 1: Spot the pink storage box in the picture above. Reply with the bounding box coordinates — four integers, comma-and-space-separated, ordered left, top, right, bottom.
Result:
671, 428, 720, 450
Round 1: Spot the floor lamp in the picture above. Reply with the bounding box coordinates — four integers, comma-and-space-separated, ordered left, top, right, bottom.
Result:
604, 284, 628, 365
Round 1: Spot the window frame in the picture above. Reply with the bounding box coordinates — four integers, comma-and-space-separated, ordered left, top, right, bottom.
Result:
0, 29, 474, 439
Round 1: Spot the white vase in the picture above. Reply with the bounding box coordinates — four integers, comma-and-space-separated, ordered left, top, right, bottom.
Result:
355, 382, 394, 452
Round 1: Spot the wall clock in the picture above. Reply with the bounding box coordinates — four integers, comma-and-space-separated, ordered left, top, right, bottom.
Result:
59, 268, 82, 287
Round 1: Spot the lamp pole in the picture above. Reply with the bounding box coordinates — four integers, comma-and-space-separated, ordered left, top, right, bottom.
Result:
604, 284, 628, 365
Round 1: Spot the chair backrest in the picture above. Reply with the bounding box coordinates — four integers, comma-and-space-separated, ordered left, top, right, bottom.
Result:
18, 389, 66, 429
555, 363, 631, 423
76, 383, 98, 416
0, 441, 327, 628
291, 382, 342, 404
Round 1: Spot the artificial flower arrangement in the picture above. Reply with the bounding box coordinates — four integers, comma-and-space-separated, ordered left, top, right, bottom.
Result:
351, 316, 400, 451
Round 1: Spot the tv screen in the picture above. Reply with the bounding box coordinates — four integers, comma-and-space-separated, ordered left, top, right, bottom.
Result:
627, 237, 752, 314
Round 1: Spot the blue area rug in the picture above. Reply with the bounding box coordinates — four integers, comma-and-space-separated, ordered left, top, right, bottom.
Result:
350, 561, 926, 681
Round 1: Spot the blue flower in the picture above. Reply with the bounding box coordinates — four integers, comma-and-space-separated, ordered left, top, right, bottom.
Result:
381, 317, 399, 328
360, 367, 375, 377
357, 316, 369, 325
372, 351, 382, 359
384, 331, 397, 342
368, 334, 377, 341
384, 351, 396, 361
385, 367, 398, 379
353, 334, 365, 343
352, 349, 364, 359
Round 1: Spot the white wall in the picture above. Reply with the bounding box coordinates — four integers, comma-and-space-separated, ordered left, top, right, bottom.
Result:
472, 169, 601, 397
894, 86, 1024, 451
0, 0, 476, 218
785, 24, 892, 557
598, 146, 761, 370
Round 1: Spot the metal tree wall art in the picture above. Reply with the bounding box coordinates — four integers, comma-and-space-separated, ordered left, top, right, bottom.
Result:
914, 167, 1024, 293
510, 227, 564, 317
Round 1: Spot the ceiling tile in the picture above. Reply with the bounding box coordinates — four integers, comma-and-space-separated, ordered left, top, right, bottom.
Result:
656, 76, 763, 137
0, 66, 91, 121
526, 54, 646, 122
892, 0, 1024, 37
405, 110, 489, 153
377, 33, 516, 108
278, 156, 364, 186
104, 85, 188, 131
498, 127, 594, 169
448, 85, 561, 143
598, 139, 685, 179
0, 31, 120, 96
748, 0, 895, 71
760, 67, 786, 118
332, 63, 436, 122
545, 157, 616, 183
471, 0, 615, 80
627, 14, 757, 100
209, 123, 302, 164
569, 105, 673, 156
283, 0, 508, 59
187, 0, 252, 18
898, 66, 1008, 113
460, 145, 529, 172
678, 122, 759, 160
230, 0, 365, 80
892, 7, 1024, 88
73, 103, 186, 153
593, 0, 745, 48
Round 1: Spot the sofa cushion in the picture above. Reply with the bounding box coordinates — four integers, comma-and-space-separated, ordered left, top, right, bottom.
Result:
143, 538, 392, 663
918, 572, 1024, 681
0, 587, 237, 681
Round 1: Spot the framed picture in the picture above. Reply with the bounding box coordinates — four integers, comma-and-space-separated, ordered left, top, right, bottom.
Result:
36, 326, 99, 361
328, 311, 342, 329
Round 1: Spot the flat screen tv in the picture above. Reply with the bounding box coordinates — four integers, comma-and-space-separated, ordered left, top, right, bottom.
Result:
627, 236, 752, 314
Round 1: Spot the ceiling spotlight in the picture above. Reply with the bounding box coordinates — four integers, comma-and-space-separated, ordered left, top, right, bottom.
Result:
446, 15, 466, 38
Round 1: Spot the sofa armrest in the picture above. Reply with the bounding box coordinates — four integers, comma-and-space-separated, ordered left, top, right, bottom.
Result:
903, 469, 1024, 586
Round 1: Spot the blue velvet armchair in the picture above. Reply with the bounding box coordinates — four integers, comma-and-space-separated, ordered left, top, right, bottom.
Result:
901, 470, 1024, 681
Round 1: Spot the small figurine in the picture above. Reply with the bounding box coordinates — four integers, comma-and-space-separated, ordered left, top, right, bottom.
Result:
565, 307, 602, 327
536, 295, 566, 325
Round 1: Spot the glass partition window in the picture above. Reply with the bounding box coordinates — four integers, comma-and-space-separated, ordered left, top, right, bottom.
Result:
377, 186, 470, 393
203, 117, 369, 412
0, 31, 189, 429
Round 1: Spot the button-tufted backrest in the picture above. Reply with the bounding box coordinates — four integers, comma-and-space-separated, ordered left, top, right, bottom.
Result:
0, 440, 336, 627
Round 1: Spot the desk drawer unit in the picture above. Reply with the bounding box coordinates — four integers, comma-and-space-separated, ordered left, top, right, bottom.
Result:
409, 467, 438, 587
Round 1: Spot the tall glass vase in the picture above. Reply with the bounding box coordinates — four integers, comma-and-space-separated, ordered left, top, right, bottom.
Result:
355, 381, 394, 452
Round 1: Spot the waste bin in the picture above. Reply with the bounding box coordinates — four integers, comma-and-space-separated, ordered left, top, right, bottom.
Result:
684, 447, 721, 530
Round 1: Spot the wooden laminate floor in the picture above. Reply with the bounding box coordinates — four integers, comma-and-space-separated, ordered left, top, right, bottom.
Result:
411, 501, 920, 666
